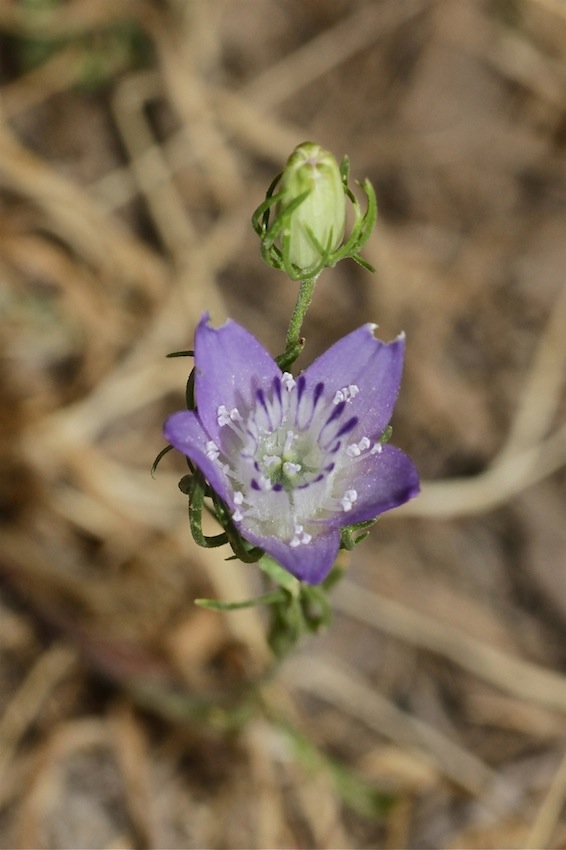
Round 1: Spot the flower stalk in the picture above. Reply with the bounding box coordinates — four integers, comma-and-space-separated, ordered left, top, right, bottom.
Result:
277, 276, 317, 370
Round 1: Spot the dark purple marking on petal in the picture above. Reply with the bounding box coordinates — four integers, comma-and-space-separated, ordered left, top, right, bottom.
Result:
300, 380, 326, 429
334, 415, 358, 439
323, 400, 346, 427
255, 387, 274, 430
313, 381, 324, 407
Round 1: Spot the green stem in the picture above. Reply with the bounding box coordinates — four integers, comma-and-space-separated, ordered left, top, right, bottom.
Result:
276, 276, 318, 370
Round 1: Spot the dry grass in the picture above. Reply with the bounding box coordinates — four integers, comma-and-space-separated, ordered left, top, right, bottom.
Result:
2, 0, 566, 847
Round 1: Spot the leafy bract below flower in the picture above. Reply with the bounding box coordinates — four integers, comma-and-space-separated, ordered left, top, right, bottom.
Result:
164, 315, 420, 585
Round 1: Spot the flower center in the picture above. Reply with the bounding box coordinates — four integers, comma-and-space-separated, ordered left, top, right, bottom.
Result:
257, 425, 321, 489
210, 372, 381, 545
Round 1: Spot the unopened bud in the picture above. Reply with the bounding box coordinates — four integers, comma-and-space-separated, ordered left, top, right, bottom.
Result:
278, 142, 346, 272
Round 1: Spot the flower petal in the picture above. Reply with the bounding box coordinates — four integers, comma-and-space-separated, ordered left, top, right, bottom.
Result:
163, 410, 232, 504
241, 524, 341, 585
303, 324, 405, 438
330, 444, 419, 527
194, 314, 281, 443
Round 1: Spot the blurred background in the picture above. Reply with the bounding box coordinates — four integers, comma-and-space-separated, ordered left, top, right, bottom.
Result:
1, 0, 566, 846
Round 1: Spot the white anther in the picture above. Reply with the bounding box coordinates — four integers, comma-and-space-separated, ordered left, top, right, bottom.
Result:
290, 524, 312, 547
263, 455, 281, 469
205, 440, 220, 461
281, 372, 296, 391
217, 405, 242, 426
232, 491, 245, 522
341, 489, 358, 512
346, 436, 371, 458
283, 461, 301, 476
370, 442, 383, 455
333, 384, 360, 405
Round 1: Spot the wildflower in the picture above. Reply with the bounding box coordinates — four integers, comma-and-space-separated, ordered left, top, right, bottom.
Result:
164, 314, 419, 584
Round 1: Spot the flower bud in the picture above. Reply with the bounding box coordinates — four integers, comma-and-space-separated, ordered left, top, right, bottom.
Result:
278, 142, 346, 272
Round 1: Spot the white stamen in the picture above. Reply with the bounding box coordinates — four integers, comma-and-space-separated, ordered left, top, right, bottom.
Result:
333, 384, 360, 405
217, 405, 242, 426
341, 489, 358, 512
290, 524, 312, 547
283, 461, 301, 476
232, 491, 245, 522
346, 436, 371, 457
284, 430, 296, 455
370, 442, 383, 455
263, 455, 281, 469
281, 372, 296, 391
206, 440, 220, 461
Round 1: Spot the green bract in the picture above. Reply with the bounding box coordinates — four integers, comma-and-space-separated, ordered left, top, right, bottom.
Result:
252, 140, 377, 281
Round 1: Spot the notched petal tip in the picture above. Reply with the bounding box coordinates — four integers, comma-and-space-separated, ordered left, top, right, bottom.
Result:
365, 321, 406, 348
198, 311, 230, 332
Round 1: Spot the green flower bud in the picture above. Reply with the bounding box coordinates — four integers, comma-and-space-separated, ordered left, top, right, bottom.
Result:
278, 141, 346, 272
252, 141, 377, 280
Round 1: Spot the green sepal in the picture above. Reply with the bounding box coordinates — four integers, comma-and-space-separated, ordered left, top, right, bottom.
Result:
166, 349, 194, 358
340, 518, 378, 551
185, 367, 196, 410
151, 443, 173, 477
210, 492, 264, 563
187, 471, 228, 549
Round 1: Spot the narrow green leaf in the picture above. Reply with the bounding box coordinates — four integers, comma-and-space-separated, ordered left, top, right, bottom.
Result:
195, 590, 285, 611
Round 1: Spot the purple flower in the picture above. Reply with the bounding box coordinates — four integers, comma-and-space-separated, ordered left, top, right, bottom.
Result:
164, 314, 419, 584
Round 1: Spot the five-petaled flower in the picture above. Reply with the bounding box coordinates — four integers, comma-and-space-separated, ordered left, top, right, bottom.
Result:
164, 314, 419, 584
